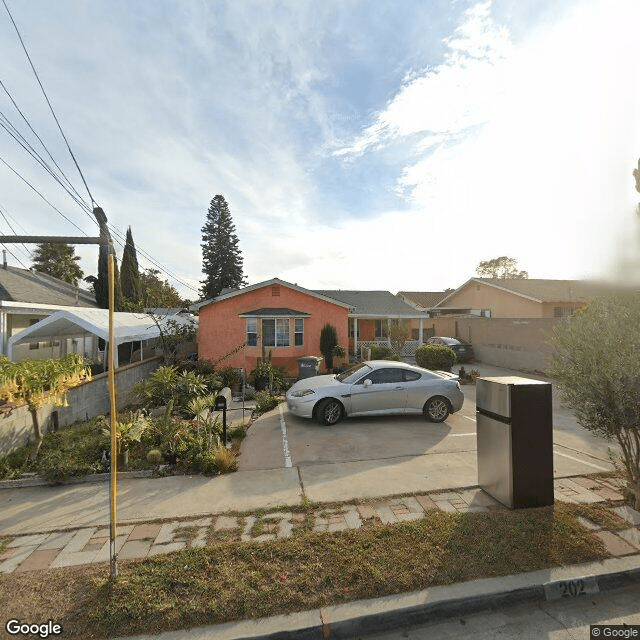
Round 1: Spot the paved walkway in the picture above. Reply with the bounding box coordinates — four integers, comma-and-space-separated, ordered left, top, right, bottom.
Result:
2, 474, 639, 574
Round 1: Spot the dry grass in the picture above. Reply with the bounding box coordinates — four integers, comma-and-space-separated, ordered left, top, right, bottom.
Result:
0, 503, 611, 640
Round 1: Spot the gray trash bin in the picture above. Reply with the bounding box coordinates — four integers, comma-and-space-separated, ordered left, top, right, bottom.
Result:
297, 356, 323, 379
476, 376, 554, 509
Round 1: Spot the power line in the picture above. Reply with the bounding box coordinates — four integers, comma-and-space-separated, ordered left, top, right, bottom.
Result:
0, 78, 90, 210
0, 109, 93, 214
2, 0, 97, 207
0, 242, 28, 269
105, 223, 200, 295
0, 2, 198, 296
0, 153, 88, 234
0, 204, 32, 257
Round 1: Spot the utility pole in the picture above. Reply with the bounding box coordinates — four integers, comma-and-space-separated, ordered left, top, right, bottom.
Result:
0, 206, 120, 580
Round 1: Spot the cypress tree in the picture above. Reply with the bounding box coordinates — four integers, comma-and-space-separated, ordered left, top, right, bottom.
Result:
121, 226, 142, 303
94, 242, 122, 310
31, 242, 84, 286
200, 195, 246, 300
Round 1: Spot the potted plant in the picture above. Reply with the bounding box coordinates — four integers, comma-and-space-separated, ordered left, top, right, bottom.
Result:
220, 366, 243, 395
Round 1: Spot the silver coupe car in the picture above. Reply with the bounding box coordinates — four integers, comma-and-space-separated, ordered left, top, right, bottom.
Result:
286, 360, 464, 425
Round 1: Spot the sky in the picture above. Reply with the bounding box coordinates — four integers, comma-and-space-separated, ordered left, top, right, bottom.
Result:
0, 0, 638, 301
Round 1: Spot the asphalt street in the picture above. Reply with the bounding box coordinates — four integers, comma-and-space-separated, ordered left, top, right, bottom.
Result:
363, 584, 640, 640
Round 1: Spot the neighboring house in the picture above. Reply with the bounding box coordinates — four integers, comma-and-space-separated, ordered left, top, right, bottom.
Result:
195, 279, 351, 374
314, 289, 431, 357
0, 263, 97, 360
430, 278, 619, 319
396, 291, 454, 312
9, 309, 196, 368
195, 279, 433, 375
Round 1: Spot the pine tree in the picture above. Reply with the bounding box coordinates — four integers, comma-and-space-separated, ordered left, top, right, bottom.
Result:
121, 226, 142, 304
200, 195, 246, 300
31, 243, 84, 286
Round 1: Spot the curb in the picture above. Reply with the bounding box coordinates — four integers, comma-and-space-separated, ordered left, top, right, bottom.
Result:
0, 469, 154, 490
114, 555, 640, 640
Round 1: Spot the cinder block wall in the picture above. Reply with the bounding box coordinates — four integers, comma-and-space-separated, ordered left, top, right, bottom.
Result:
0, 357, 162, 455
454, 317, 560, 373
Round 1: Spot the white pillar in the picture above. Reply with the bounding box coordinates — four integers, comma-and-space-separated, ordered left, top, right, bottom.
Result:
353, 317, 358, 357
0, 310, 6, 356
419, 318, 424, 344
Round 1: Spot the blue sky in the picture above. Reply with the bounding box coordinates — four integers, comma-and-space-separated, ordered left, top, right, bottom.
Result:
0, 0, 638, 300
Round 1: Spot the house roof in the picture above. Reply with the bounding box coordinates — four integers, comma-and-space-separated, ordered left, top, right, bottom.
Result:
435, 278, 624, 308
397, 291, 453, 309
192, 278, 352, 311
238, 308, 311, 317
9, 309, 196, 347
0, 265, 96, 307
315, 290, 429, 318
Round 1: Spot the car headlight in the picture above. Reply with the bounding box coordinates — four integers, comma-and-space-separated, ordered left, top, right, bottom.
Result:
290, 389, 315, 398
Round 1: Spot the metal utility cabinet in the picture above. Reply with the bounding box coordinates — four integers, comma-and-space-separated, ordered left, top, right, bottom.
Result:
476, 376, 554, 509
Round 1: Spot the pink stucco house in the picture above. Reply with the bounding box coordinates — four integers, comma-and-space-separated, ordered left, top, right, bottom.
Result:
195, 278, 432, 376
195, 278, 350, 375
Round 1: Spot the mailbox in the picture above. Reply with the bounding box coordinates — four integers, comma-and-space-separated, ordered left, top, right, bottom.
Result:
215, 387, 232, 411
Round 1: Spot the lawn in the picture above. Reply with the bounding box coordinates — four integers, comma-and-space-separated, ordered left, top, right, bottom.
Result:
0, 502, 618, 639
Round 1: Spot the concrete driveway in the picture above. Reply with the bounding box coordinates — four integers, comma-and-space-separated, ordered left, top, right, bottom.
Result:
238, 362, 616, 502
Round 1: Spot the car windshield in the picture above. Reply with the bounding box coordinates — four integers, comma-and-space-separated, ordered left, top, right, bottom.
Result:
442, 338, 460, 345
335, 363, 372, 384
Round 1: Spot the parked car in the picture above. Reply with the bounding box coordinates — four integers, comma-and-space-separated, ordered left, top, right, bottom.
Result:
426, 336, 474, 363
286, 360, 464, 425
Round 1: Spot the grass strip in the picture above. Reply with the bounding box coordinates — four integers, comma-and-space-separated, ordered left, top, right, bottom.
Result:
1, 503, 610, 639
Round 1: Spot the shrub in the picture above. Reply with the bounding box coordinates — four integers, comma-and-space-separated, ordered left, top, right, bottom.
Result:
133, 366, 214, 413
319, 324, 339, 370
36, 448, 100, 484
219, 366, 243, 388
250, 362, 284, 393
213, 445, 238, 473
146, 449, 163, 465
369, 344, 400, 361
415, 344, 457, 371
254, 391, 281, 415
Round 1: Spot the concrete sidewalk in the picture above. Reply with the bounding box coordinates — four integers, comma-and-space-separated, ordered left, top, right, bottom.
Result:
2, 473, 639, 640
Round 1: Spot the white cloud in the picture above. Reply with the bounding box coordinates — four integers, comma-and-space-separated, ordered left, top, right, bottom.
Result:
331, 0, 640, 289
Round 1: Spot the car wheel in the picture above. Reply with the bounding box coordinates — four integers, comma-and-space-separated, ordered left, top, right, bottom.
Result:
424, 396, 450, 423
316, 399, 343, 425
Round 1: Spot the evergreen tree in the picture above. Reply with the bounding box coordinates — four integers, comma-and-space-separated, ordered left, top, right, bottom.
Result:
140, 268, 184, 308
31, 243, 84, 286
120, 226, 142, 304
93, 243, 122, 310
200, 195, 246, 299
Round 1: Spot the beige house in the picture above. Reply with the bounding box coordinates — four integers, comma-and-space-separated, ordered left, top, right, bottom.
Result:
430, 278, 618, 319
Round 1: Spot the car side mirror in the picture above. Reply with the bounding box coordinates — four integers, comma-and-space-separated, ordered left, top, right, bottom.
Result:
363, 379, 372, 388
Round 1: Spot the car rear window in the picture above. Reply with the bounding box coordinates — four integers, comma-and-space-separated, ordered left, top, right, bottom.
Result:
403, 370, 421, 381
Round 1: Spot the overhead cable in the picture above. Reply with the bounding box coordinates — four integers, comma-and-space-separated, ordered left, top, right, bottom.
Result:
2, 0, 97, 207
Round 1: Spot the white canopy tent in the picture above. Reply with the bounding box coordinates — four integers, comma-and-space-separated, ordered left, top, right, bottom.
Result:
8, 309, 196, 367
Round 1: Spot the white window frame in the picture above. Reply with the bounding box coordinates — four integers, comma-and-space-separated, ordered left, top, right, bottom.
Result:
262, 318, 290, 347
294, 318, 304, 346
246, 318, 258, 346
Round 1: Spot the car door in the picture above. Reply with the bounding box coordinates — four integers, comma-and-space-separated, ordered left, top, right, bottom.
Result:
402, 368, 428, 413
348, 367, 407, 416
